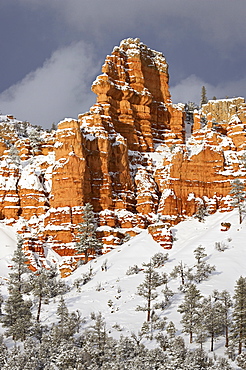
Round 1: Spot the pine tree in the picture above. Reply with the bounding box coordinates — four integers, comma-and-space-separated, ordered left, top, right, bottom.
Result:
51, 296, 81, 343
28, 127, 42, 155
136, 261, 166, 321
0, 294, 3, 316
184, 348, 213, 370
232, 276, 246, 354
170, 260, 193, 287
195, 203, 209, 222
2, 286, 32, 341
178, 284, 203, 343
237, 352, 246, 369
0, 335, 7, 368
194, 260, 216, 283
193, 245, 207, 264
8, 236, 30, 293
1, 238, 32, 341
151, 252, 169, 268
201, 296, 224, 351
213, 289, 232, 348
30, 266, 67, 322
75, 203, 103, 264
212, 357, 233, 370
200, 85, 208, 107
193, 245, 216, 283
81, 312, 108, 368
229, 179, 246, 224
8, 145, 20, 166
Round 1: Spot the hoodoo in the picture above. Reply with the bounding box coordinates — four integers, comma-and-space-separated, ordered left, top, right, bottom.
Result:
0, 38, 246, 275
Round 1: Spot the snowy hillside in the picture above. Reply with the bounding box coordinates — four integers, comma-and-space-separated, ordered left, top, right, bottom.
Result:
0, 208, 245, 368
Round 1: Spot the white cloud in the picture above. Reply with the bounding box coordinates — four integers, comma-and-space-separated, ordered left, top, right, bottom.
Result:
170, 74, 246, 105
0, 41, 99, 128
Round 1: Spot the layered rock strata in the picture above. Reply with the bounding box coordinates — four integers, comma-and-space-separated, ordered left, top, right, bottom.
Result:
0, 39, 246, 274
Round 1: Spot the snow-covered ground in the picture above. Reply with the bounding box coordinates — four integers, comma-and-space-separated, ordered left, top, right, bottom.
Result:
0, 209, 245, 366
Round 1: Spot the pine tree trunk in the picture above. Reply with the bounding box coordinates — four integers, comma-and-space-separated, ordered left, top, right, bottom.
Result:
211, 332, 214, 352
239, 209, 242, 224
181, 264, 185, 285
239, 325, 243, 354
147, 268, 152, 322
190, 331, 193, 343
85, 249, 88, 264
225, 325, 229, 348
147, 295, 151, 322
239, 339, 242, 355
37, 295, 42, 322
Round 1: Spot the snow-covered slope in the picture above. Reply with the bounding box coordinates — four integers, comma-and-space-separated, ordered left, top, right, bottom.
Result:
0, 208, 245, 366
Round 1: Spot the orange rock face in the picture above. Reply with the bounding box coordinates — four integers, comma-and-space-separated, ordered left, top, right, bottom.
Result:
0, 39, 246, 274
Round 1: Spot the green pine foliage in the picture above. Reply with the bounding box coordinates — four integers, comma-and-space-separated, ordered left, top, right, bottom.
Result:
170, 260, 193, 287
2, 286, 32, 341
136, 260, 167, 321
193, 245, 216, 283
75, 203, 103, 264
229, 179, 246, 224
200, 296, 224, 351
8, 236, 30, 293
200, 85, 208, 107
178, 284, 203, 343
29, 266, 68, 322
1, 237, 32, 341
232, 276, 246, 354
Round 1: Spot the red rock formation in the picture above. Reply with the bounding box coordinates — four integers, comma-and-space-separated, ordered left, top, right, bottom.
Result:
0, 39, 246, 274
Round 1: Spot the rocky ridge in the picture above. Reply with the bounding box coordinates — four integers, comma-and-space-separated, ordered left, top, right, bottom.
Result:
0, 38, 246, 275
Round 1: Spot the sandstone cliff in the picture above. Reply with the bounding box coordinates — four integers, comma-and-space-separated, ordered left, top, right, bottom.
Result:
0, 38, 246, 275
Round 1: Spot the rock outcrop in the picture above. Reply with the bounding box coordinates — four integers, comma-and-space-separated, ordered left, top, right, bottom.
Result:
0, 38, 246, 275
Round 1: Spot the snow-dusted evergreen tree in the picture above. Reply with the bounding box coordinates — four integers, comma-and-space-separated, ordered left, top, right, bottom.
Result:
213, 289, 232, 348
201, 296, 224, 351
51, 296, 81, 343
170, 260, 193, 287
79, 312, 109, 368
229, 178, 246, 224
193, 245, 207, 263
151, 252, 169, 268
193, 245, 216, 283
1, 237, 33, 341
184, 348, 213, 370
28, 127, 42, 155
8, 145, 20, 166
75, 203, 103, 264
0, 335, 7, 368
178, 283, 203, 343
2, 286, 32, 341
194, 260, 216, 283
8, 236, 30, 293
232, 276, 246, 354
165, 336, 187, 370
136, 260, 166, 321
195, 203, 210, 222
237, 352, 246, 369
161, 284, 174, 309
200, 85, 208, 107
0, 294, 3, 316
211, 357, 233, 370
2, 338, 41, 370
30, 266, 67, 322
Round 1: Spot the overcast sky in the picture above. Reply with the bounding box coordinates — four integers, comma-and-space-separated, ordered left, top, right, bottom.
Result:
0, 0, 246, 128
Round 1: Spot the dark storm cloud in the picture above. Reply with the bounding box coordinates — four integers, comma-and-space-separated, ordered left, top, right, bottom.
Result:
0, 0, 245, 127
